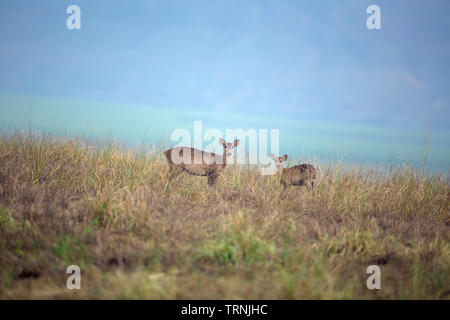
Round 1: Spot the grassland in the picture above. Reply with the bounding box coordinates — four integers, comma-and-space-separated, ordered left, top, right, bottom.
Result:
0, 132, 448, 299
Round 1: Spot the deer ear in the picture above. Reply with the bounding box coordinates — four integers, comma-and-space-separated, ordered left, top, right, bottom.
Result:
233, 139, 240, 147
282, 154, 288, 161
218, 138, 225, 146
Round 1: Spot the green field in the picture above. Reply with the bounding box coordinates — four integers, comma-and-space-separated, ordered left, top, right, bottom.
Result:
0, 132, 448, 299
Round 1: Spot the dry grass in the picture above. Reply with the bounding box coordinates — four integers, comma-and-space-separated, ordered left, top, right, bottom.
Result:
0, 131, 448, 299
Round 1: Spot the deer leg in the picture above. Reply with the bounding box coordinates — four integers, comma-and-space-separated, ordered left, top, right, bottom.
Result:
310, 180, 315, 194
280, 181, 288, 199
207, 173, 219, 187
165, 165, 183, 191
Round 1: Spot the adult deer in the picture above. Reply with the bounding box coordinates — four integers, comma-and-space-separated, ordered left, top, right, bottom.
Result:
164, 138, 240, 188
270, 153, 317, 199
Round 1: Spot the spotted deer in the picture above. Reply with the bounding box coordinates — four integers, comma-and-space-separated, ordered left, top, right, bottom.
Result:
164, 138, 240, 188
270, 153, 317, 199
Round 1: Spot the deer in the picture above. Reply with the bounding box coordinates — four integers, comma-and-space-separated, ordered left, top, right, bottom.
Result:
164, 138, 240, 189
270, 153, 317, 199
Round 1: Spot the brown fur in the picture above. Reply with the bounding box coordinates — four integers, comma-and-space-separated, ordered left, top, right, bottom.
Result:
270, 154, 317, 199
165, 139, 239, 187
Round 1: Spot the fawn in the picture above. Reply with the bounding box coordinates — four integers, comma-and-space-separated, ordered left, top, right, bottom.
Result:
270, 153, 317, 199
164, 138, 240, 188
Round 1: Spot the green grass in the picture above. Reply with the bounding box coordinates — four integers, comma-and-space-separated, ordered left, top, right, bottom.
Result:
0, 131, 448, 299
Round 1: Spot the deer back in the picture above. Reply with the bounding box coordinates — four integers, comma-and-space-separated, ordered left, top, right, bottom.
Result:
164, 147, 226, 176
281, 163, 317, 185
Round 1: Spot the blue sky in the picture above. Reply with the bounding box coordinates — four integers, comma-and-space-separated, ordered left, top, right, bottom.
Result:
0, 0, 449, 170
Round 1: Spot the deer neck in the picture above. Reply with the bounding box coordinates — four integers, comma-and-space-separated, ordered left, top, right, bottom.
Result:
277, 166, 284, 177
222, 150, 227, 167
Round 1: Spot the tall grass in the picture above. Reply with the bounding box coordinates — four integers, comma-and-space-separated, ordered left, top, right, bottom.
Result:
0, 131, 448, 299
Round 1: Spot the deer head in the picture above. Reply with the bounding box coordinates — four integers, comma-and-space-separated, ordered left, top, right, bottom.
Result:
219, 138, 240, 159
270, 153, 288, 173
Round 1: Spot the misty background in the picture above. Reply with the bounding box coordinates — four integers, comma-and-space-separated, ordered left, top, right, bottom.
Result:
0, 0, 449, 172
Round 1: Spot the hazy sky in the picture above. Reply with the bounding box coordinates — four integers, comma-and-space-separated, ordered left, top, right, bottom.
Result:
0, 1, 449, 171
1, 0, 449, 127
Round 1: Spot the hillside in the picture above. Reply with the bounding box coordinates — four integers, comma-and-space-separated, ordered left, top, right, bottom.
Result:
0, 132, 448, 299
